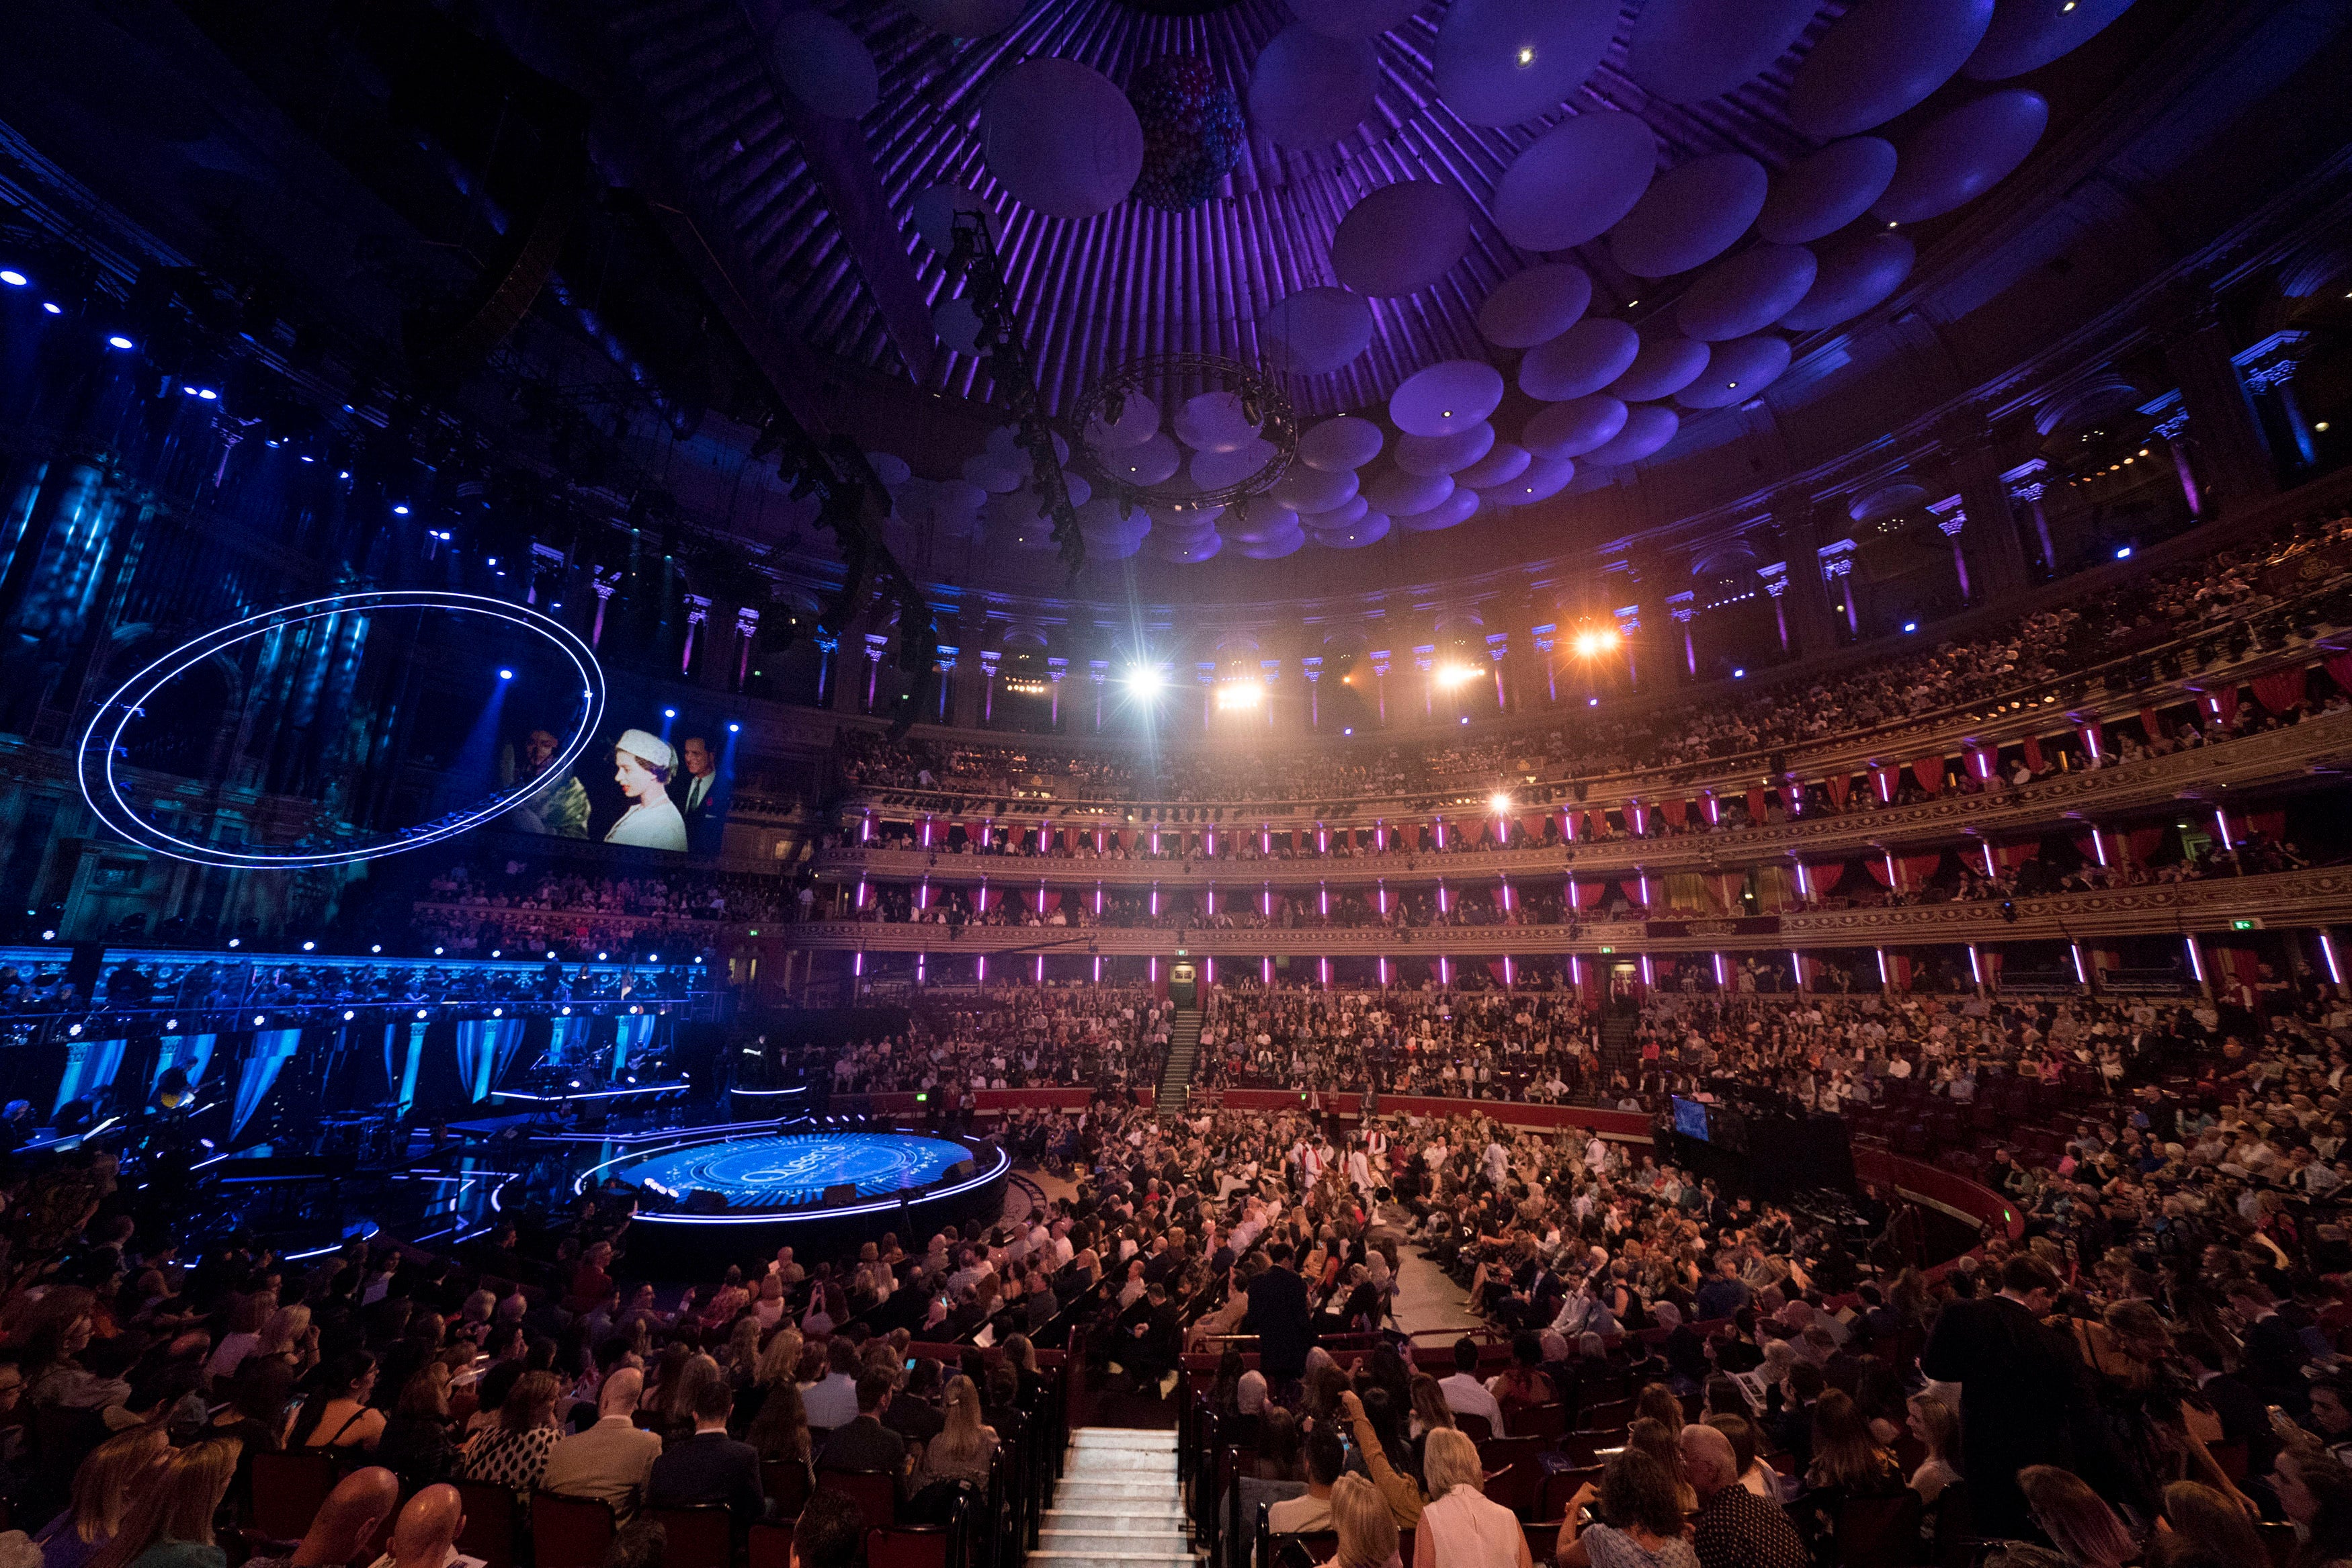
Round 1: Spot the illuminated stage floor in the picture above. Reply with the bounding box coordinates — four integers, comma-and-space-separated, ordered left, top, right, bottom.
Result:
612, 1132, 974, 1209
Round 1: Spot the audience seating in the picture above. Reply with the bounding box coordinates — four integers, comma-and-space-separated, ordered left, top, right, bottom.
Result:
1834, 1492, 1923, 1568
249, 1450, 341, 1541
646, 1505, 737, 1568
452, 1481, 519, 1568
530, 1491, 618, 1568
818, 1467, 901, 1532
749, 1522, 795, 1568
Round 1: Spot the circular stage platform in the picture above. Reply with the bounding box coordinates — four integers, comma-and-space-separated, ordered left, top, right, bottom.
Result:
619, 1133, 974, 1209
585, 1125, 1013, 1270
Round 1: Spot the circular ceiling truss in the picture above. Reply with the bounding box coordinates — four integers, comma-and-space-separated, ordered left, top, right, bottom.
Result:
1071, 351, 1298, 511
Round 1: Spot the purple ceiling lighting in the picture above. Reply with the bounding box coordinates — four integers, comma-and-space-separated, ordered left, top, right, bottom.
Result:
608, 0, 2141, 574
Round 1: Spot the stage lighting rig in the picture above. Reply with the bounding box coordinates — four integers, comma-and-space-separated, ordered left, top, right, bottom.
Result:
946, 212, 1081, 575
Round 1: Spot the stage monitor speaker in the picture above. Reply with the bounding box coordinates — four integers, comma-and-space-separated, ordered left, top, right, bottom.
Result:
946, 1159, 977, 1182
821, 1182, 859, 1205
685, 1190, 728, 1213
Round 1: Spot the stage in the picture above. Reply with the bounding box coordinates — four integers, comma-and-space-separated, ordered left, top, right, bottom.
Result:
579, 1123, 1015, 1269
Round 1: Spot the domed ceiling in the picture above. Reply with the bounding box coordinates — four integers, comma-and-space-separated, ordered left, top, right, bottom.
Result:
610, 0, 2141, 564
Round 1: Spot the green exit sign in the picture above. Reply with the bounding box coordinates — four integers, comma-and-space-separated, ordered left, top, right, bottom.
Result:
2231, 918, 2259, 931
1600, 946, 1614, 955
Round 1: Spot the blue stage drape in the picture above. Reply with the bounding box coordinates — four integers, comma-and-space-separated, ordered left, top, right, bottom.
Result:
232, 1030, 304, 1137
54, 1038, 127, 1115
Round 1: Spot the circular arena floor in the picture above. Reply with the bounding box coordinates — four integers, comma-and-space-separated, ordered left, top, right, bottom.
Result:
616, 1132, 974, 1211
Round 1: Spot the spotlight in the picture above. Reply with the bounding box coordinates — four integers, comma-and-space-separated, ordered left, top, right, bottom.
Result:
648, 953, 659, 961
1588, 697, 1599, 707
416, 1008, 428, 1018
302, 940, 316, 951
372, 944, 382, 953
391, 503, 410, 515
491, 1007, 503, 1017
491, 949, 502, 959
165, 1018, 178, 1031
498, 668, 513, 681
1902, 622, 1917, 633
343, 1010, 355, 1020
1460, 714, 1470, 724
728, 722, 741, 732
39, 928, 54, 941
67, 1022, 81, 1037
40, 302, 60, 315
547, 951, 556, 959
227, 937, 240, 948
253, 1014, 265, 1026
106, 335, 133, 350
598, 951, 609, 961
664, 707, 677, 718
2114, 545, 2132, 559
1124, 666, 1164, 694
1489, 791, 1513, 814
1733, 668, 1745, 679
434, 945, 445, 955
0, 270, 24, 286
1343, 726, 1353, 736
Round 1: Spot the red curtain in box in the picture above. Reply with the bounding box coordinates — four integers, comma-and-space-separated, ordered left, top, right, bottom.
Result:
2139, 707, 2165, 741
2326, 653, 2352, 695
1486, 961, 1509, 984
1994, 842, 2038, 871
2252, 669, 2308, 712
1570, 880, 1603, 908
1912, 757, 1945, 793
1900, 853, 1943, 887
1863, 857, 1893, 887
1660, 797, 1688, 828
1982, 951, 2004, 986
1747, 787, 1769, 819
1871, 765, 1899, 801
2206, 687, 2240, 727
2022, 735, 2046, 771
1886, 955, 1913, 991
2246, 810, 2287, 840
2126, 828, 2164, 864
1824, 773, 1851, 809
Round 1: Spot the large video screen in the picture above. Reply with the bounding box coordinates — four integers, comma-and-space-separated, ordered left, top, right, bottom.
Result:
1671, 1095, 1710, 1141
505, 717, 734, 855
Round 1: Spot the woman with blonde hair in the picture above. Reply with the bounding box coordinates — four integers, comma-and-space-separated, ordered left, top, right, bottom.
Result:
2019, 1466, 2135, 1568
913, 1375, 999, 1489
454, 1370, 562, 1492
722, 1317, 764, 1387
36, 1426, 169, 1568
755, 1326, 804, 1389
85, 1438, 239, 1568
1415, 1428, 1534, 1568
1325, 1475, 1401, 1568
1906, 1395, 1962, 1506
1409, 1376, 1457, 1442
2159, 1480, 2264, 1568
257, 1305, 317, 1378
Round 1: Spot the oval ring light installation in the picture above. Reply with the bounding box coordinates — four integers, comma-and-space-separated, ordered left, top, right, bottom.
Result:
77, 589, 605, 868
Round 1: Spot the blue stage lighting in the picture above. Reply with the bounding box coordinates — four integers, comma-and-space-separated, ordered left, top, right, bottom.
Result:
0, 270, 25, 286
106, 335, 133, 350
499, 668, 513, 680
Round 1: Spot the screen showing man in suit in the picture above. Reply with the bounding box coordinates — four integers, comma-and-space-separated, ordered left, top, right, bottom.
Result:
671, 734, 733, 855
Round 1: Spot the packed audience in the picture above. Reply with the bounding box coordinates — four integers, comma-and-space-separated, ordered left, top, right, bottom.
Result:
781, 986, 1175, 1097
836, 510, 2352, 808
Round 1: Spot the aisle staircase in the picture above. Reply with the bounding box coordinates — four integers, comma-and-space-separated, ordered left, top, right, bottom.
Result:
1154, 1007, 1202, 1124
1598, 1008, 1641, 1086
1035, 1430, 1198, 1568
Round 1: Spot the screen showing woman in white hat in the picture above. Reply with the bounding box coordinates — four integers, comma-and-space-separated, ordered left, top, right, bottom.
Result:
605, 728, 689, 851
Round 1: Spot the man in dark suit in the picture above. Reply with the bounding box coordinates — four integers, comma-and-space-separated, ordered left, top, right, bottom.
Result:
2230, 1280, 2313, 1414
817, 1368, 910, 1495
1921, 1253, 2073, 1538
646, 1377, 765, 1524
1245, 1242, 1314, 1385
2177, 1330, 2282, 1488
669, 736, 732, 855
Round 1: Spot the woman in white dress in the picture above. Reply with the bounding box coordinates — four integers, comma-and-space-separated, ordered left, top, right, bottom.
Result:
604, 730, 688, 851
1417, 1428, 1534, 1568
